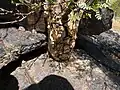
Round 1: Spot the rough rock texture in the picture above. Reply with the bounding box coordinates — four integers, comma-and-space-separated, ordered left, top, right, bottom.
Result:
95, 30, 120, 61
76, 30, 120, 72
78, 8, 114, 35
10, 48, 120, 90
0, 1, 120, 90
0, 29, 118, 90
0, 28, 47, 69
0, 42, 5, 58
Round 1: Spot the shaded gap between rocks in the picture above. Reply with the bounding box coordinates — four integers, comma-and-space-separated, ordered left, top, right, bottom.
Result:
75, 34, 120, 72
0, 33, 120, 77
0, 42, 47, 78
75, 34, 120, 86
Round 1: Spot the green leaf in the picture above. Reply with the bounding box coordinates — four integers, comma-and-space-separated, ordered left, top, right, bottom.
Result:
11, 0, 20, 3
47, 0, 55, 4
95, 11, 102, 20
87, 13, 92, 18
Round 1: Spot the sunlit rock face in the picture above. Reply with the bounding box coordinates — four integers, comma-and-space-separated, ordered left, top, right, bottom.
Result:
78, 7, 114, 36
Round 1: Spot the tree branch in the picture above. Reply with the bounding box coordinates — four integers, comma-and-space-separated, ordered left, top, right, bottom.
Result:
0, 10, 34, 25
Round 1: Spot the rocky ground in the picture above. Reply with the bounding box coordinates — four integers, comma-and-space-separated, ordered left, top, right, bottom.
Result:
0, 1, 119, 90
0, 27, 120, 90
12, 48, 120, 90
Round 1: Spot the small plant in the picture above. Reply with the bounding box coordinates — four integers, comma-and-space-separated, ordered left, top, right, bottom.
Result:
6, 0, 113, 61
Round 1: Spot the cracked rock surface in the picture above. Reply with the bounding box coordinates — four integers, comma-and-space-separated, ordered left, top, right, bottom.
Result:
11, 49, 120, 90
0, 28, 120, 90
0, 28, 46, 68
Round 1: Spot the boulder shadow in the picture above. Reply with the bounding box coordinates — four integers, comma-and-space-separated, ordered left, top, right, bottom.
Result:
0, 75, 19, 90
75, 34, 120, 88
24, 75, 75, 90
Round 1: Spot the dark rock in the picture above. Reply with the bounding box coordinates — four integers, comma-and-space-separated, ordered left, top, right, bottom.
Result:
0, 28, 47, 68
76, 34, 120, 72
0, 27, 47, 79
76, 30, 120, 72
78, 7, 114, 35
95, 30, 120, 63
96, 30, 120, 49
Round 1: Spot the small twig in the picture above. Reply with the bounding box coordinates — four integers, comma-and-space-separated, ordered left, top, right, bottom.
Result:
0, 8, 13, 13
0, 11, 35, 25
